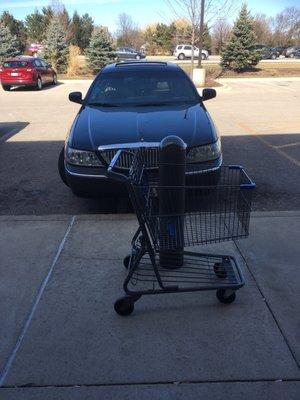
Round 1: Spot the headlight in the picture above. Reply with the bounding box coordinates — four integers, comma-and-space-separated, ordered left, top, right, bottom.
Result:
66, 147, 102, 167
186, 139, 221, 163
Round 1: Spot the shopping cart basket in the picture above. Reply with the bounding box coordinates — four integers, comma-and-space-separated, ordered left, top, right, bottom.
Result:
99, 144, 255, 316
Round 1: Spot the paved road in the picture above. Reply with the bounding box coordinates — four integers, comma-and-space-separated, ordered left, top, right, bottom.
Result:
0, 78, 299, 214
147, 54, 300, 64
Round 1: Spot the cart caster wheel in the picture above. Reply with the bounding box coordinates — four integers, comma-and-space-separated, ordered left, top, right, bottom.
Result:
214, 262, 227, 279
114, 297, 134, 316
123, 255, 131, 269
216, 289, 236, 304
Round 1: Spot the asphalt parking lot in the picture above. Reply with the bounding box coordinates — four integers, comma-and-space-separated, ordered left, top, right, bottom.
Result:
0, 78, 299, 214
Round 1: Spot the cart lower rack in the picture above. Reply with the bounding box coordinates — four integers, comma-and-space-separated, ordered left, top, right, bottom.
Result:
100, 143, 255, 315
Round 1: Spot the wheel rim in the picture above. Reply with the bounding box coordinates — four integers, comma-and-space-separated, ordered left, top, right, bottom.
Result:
53, 74, 57, 84
38, 79, 42, 89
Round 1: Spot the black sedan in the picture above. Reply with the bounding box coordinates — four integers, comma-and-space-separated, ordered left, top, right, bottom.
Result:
59, 61, 221, 197
255, 45, 278, 60
116, 47, 146, 61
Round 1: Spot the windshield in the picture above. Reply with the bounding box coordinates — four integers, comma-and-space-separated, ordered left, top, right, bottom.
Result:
3, 61, 28, 68
87, 69, 199, 107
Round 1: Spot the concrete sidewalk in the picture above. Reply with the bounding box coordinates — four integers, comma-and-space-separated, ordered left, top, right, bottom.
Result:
0, 212, 299, 399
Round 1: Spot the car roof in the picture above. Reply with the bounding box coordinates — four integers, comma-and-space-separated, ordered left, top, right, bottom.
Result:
4, 55, 36, 62
102, 61, 180, 74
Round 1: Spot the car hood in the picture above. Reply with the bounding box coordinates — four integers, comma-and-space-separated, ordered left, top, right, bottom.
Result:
70, 103, 216, 150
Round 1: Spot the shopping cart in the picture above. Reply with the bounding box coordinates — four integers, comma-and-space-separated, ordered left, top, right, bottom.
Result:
99, 143, 255, 316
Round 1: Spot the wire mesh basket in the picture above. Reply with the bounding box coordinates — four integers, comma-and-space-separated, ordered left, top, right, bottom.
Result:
125, 149, 255, 250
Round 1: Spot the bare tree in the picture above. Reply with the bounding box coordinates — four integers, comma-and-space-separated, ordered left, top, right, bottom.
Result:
252, 13, 272, 45
271, 7, 300, 46
165, 0, 200, 70
212, 17, 231, 54
116, 13, 143, 49
165, 0, 236, 70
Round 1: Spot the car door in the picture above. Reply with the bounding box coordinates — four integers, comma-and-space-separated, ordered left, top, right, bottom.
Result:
33, 59, 47, 83
116, 47, 125, 60
183, 45, 192, 58
40, 59, 53, 82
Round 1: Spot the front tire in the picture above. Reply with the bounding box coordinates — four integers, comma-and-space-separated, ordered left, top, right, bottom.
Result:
289, 53, 295, 58
271, 53, 277, 59
201, 53, 207, 60
36, 77, 42, 90
178, 53, 185, 60
114, 297, 134, 316
58, 147, 68, 186
52, 73, 57, 85
2, 85, 11, 91
216, 289, 236, 304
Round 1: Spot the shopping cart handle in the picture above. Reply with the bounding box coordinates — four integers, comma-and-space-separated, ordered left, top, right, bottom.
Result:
107, 150, 129, 183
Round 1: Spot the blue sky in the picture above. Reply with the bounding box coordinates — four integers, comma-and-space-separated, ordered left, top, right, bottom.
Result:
0, 0, 299, 32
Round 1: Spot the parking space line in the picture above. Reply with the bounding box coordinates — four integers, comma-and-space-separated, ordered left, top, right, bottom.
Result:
0, 216, 76, 386
0, 128, 20, 143
275, 142, 300, 149
236, 122, 300, 168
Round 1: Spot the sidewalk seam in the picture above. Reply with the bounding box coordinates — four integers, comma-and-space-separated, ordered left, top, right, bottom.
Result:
0, 216, 76, 387
1, 378, 300, 389
233, 240, 300, 370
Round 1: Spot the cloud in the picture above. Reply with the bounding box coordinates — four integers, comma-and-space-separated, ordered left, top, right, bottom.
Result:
1, 0, 120, 9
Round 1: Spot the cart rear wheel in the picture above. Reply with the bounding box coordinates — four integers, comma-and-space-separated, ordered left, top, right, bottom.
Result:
114, 297, 134, 316
216, 289, 236, 304
123, 255, 131, 269
214, 262, 227, 279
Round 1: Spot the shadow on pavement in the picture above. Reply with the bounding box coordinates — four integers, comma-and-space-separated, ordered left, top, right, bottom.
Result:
0, 122, 29, 142
0, 133, 299, 214
9, 81, 64, 92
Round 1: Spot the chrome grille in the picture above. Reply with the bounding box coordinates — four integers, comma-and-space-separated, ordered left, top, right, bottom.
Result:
101, 147, 159, 169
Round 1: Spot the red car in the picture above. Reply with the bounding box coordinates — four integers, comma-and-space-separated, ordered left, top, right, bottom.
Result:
0, 56, 57, 91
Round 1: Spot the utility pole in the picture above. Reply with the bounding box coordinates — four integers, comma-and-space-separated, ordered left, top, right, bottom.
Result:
197, 0, 205, 68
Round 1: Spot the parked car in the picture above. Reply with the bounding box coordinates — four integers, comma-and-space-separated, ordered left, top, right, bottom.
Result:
283, 46, 300, 58
58, 61, 220, 197
173, 45, 209, 60
255, 45, 278, 60
0, 56, 57, 91
26, 43, 43, 56
295, 48, 300, 58
116, 47, 146, 61
273, 46, 289, 56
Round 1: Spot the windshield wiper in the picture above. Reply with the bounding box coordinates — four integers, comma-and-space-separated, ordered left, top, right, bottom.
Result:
88, 102, 121, 107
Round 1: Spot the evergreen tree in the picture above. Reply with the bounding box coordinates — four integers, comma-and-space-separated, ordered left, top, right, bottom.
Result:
71, 11, 82, 47
86, 28, 115, 73
42, 17, 68, 73
71, 12, 93, 50
0, 21, 21, 63
153, 23, 176, 54
0, 11, 27, 51
202, 24, 212, 54
80, 14, 94, 50
25, 9, 46, 42
221, 4, 260, 71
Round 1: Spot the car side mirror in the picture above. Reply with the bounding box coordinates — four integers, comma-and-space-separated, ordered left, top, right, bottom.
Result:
69, 91, 83, 104
202, 88, 216, 101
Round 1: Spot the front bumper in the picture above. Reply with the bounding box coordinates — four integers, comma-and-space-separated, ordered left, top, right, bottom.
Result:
65, 163, 127, 195
1, 78, 36, 86
65, 156, 222, 195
